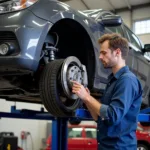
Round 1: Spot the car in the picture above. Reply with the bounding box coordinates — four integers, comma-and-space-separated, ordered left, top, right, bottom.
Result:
136, 125, 150, 150
45, 124, 150, 150
0, 0, 150, 119
46, 124, 98, 150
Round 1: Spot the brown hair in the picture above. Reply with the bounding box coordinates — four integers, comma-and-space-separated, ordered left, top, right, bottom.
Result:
98, 33, 129, 59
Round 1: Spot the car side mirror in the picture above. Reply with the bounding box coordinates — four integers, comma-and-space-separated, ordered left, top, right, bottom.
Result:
99, 15, 122, 27
143, 44, 150, 52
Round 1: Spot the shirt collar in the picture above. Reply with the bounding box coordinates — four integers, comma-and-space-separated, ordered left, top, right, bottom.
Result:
108, 66, 129, 80
114, 66, 129, 79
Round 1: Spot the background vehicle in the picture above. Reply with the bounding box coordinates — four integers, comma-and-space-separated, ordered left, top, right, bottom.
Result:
0, 0, 150, 119
136, 125, 150, 150
46, 124, 150, 150
46, 125, 97, 150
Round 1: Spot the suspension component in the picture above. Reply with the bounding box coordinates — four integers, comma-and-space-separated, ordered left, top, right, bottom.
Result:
44, 43, 58, 61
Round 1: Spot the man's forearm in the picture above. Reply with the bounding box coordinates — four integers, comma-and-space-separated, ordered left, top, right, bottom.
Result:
85, 103, 98, 121
84, 95, 102, 116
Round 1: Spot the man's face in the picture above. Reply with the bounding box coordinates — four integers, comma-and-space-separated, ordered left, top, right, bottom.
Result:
99, 40, 118, 68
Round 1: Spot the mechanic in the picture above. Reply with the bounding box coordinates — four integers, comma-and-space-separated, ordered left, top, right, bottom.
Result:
71, 33, 143, 150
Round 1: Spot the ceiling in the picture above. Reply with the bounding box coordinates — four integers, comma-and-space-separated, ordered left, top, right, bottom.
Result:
60, 0, 150, 12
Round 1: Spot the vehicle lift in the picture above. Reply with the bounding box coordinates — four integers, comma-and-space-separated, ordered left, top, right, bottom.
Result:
0, 104, 150, 150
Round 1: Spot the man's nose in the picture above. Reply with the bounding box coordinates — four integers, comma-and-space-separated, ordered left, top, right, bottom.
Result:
99, 54, 103, 60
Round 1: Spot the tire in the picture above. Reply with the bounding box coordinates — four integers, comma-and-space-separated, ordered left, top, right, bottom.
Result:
69, 120, 81, 125
140, 122, 150, 127
137, 144, 149, 150
40, 59, 81, 117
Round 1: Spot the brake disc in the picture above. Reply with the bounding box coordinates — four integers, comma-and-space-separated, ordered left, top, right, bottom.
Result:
61, 56, 88, 100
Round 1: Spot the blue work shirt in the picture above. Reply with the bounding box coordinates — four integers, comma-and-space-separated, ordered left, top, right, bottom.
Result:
97, 66, 142, 150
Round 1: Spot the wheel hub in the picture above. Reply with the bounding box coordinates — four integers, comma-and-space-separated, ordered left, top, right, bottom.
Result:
61, 56, 88, 100
67, 65, 82, 88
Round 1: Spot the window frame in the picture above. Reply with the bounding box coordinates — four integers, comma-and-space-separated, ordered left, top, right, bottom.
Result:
68, 127, 83, 138
133, 18, 150, 35
123, 24, 143, 51
85, 127, 97, 139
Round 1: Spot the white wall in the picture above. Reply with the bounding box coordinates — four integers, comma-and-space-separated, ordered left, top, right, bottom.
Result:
0, 99, 95, 150
0, 99, 48, 150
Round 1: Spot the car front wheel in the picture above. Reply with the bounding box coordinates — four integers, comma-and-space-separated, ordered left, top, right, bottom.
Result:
40, 57, 88, 117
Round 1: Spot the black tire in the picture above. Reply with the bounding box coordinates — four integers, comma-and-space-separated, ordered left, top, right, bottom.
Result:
140, 122, 150, 127
40, 59, 81, 117
69, 120, 81, 125
137, 144, 149, 150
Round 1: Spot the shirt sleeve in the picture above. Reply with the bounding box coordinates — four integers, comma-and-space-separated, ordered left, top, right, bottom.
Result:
100, 77, 138, 125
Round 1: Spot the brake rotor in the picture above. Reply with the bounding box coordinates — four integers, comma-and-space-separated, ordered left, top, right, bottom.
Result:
61, 56, 84, 99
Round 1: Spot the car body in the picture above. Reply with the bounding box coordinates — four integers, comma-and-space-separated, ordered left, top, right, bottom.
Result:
136, 124, 150, 150
0, 0, 150, 117
46, 124, 97, 150
46, 124, 150, 150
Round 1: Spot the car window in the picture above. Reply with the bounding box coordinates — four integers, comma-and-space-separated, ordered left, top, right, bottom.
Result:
137, 126, 144, 131
68, 127, 82, 138
144, 52, 150, 61
106, 26, 124, 36
124, 26, 142, 50
85, 128, 97, 138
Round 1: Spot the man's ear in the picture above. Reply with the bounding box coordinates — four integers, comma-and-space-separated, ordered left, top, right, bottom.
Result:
116, 48, 121, 56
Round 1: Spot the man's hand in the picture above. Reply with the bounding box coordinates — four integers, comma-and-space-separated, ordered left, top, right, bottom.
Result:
85, 87, 90, 94
71, 80, 101, 118
71, 80, 90, 102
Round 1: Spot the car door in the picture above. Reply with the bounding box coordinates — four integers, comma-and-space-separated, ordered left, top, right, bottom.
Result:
124, 25, 150, 104
68, 127, 85, 150
84, 127, 97, 150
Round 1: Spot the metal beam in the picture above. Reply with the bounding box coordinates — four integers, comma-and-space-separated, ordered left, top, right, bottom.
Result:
113, 2, 150, 13
59, 0, 90, 10
124, 0, 131, 10
107, 0, 116, 12
80, 0, 90, 10
59, 0, 71, 2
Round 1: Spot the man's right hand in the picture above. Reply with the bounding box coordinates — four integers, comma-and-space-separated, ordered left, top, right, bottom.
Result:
85, 88, 90, 95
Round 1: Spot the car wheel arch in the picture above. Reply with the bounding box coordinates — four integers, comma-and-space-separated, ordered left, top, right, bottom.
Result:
40, 17, 98, 88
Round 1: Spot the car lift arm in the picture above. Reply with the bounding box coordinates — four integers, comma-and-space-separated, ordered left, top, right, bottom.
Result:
0, 106, 150, 150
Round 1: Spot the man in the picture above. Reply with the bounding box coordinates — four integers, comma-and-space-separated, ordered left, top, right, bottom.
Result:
72, 33, 142, 150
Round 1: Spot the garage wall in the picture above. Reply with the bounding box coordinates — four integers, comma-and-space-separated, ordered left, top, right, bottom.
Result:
117, 11, 132, 28
0, 100, 48, 150
66, 0, 87, 10
117, 6, 150, 44
0, 99, 95, 150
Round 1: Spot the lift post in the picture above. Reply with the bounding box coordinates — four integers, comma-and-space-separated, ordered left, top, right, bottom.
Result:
51, 118, 68, 150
